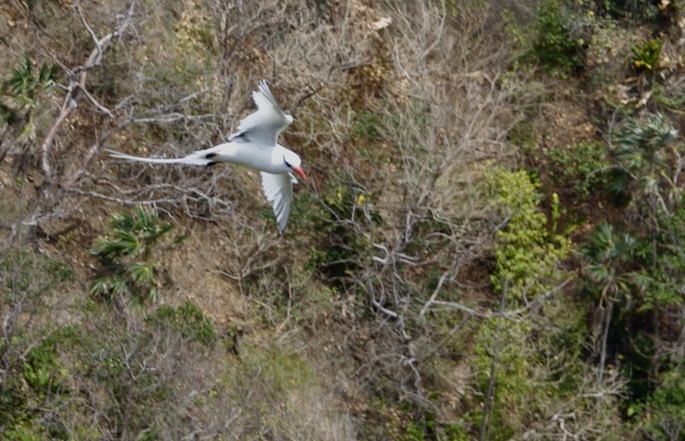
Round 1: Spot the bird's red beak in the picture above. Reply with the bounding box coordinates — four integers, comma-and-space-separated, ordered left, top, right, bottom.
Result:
293, 166, 307, 181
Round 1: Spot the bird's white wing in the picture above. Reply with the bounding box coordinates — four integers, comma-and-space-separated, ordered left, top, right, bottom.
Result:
229, 80, 292, 146
261, 171, 295, 233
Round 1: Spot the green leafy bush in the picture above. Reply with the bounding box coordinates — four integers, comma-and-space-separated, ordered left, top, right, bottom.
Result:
0, 249, 74, 296
485, 168, 572, 301
299, 173, 379, 291
546, 140, 608, 198
23, 336, 68, 397
532, 0, 583, 75
90, 207, 184, 303
471, 320, 531, 440
468, 169, 595, 438
601, 0, 661, 21
653, 82, 685, 110
507, 120, 536, 154
351, 110, 383, 141
470, 295, 592, 439
146, 301, 217, 346
635, 369, 685, 440
0, 249, 74, 435
631, 39, 663, 74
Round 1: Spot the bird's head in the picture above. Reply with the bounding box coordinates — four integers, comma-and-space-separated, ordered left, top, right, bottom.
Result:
283, 151, 307, 181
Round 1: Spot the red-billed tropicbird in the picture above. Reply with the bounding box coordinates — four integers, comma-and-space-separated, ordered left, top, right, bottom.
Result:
108, 80, 306, 233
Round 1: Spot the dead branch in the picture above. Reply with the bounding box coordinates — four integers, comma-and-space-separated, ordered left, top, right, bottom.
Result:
40, 0, 138, 188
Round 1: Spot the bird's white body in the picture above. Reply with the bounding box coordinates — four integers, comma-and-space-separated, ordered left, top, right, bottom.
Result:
116, 142, 292, 173
207, 142, 295, 174
108, 80, 305, 232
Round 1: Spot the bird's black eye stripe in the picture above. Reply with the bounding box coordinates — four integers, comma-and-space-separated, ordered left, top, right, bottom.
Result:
283, 156, 291, 168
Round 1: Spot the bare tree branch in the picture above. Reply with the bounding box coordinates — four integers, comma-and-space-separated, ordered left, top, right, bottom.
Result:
40, 0, 139, 188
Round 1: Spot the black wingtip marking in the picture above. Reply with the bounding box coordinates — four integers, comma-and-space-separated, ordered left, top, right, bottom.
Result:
206, 161, 217, 167
228, 132, 250, 143
205, 152, 218, 159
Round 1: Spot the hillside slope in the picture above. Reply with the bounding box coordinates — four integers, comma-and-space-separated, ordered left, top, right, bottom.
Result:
1, 0, 684, 439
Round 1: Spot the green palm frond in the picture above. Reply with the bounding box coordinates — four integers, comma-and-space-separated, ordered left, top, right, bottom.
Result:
38, 63, 56, 91
7, 56, 34, 98
606, 168, 632, 200
5, 55, 56, 103
89, 277, 110, 296
606, 113, 678, 205
110, 210, 136, 232
113, 229, 141, 256
127, 262, 155, 285
0, 102, 18, 125
581, 222, 636, 264
612, 113, 677, 165
587, 263, 611, 284
90, 207, 176, 303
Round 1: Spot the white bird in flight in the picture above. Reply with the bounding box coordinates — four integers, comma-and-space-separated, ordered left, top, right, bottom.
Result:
108, 80, 306, 233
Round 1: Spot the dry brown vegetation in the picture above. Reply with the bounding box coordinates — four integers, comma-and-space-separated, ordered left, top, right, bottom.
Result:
1, 0, 685, 439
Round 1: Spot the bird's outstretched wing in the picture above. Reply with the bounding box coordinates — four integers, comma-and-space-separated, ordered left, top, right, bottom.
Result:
260, 171, 296, 233
228, 80, 292, 146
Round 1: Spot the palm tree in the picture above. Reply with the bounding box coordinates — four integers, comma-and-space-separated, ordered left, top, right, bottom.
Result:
607, 113, 678, 212
580, 222, 640, 384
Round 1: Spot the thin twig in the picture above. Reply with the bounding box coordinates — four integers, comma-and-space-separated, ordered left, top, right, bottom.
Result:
479, 280, 508, 441
597, 301, 614, 386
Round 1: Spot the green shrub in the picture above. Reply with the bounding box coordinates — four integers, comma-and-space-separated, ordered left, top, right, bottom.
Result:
90, 207, 185, 303
23, 336, 68, 397
631, 39, 663, 74
351, 110, 383, 141
600, 0, 661, 21
0, 249, 74, 297
485, 168, 572, 301
0, 249, 74, 434
507, 120, 536, 154
471, 270, 591, 439
472, 320, 531, 440
545, 140, 608, 198
532, 0, 583, 75
298, 173, 379, 291
225, 345, 315, 406
469, 169, 592, 438
2, 423, 44, 441
635, 369, 685, 440
470, 308, 591, 437
146, 301, 217, 346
